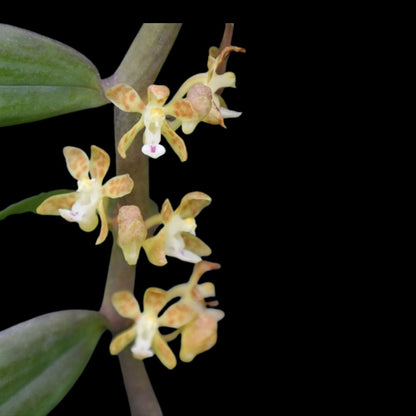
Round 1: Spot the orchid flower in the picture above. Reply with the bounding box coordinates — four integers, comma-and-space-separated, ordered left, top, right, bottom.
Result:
36, 145, 134, 244
105, 84, 188, 161
161, 261, 224, 362
110, 261, 223, 368
110, 288, 194, 369
142, 192, 212, 266
166, 45, 246, 129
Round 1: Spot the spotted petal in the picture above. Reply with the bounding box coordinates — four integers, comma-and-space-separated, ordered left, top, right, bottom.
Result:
161, 122, 188, 162
36, 192, 78, 215
177, 192, 211, 219
106, 83, 145, 113
158, 302, 196, 329
181, 233, 211, 257
89, 145, 110, 183
152, 331, 176, 370
143, 288, 169, 316
112, 291, 141, 320
117, 118, 144, 159
142, 231, 167, 266
63, 147, 89, 181
109, 325, 137, 355
102, 174, 134, 199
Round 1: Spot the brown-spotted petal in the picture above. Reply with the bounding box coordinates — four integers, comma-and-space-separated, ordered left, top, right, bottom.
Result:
112, 291, 141, 320
102, 174, 134, 199
106, 83, 146, 113
143, 287, 169, 316
181, 233, 211, 257
63, 146, 90, 180
109, 325, 137, 355
158, 302, 197, 329
36, 192, 78, 215
142, 231, 168, 267
152, 331, 177, 370
177, 191, 211, 219
161, 122, 188, 162
89, 145, 110, 183
147, 84, 170, 106
117, 118, 145, 159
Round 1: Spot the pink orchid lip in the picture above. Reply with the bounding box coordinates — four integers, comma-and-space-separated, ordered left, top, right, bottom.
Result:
150, 145, 157, 153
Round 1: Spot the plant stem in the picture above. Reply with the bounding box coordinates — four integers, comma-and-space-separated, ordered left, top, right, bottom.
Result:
99, 23, 182, 416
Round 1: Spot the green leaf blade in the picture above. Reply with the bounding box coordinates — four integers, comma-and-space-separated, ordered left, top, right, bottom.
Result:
0, 189, 72, 221
0, 310, 107, 416
0, 24, 108, 127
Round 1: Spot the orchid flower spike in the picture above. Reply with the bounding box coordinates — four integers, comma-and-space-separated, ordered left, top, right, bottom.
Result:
36, 145, 134, 244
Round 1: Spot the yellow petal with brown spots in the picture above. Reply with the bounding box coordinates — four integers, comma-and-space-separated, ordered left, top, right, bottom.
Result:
112, 291, 141, 320
63, 147, 89, 180
90, 145, 110, 183
110, 325, 137, 355
102, 174, 134, 199
36, 192, 78, 215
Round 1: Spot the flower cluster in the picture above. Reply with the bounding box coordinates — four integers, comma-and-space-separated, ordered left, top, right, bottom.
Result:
109, 261, 223, 369
36, 145, 212, 266
106, 45, 245, 161
33, 36, 244, 370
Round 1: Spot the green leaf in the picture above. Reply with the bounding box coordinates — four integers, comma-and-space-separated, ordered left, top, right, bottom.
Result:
0, 189, 72, 221
0, 310, 107, 416
0, 24, 108, 127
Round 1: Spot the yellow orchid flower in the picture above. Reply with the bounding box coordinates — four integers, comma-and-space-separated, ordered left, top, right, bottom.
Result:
143, 192, 212, 266
110, 261, 222, 368
161, 261, 224, 363
110, 289, 195, 369
105, 84, 188, 161
167, 45, 246, 128
36, 145, 134, 244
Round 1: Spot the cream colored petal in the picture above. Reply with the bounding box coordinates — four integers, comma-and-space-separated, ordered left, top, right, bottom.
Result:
177, 191, 211, 219
109, 325, 137, 355
188, 261, 221, 286
161, 122, 188, 162
142, 231, 167, 267
143, 287, 169, 316
152, 331, 177, 370
89, 145, 110, 183
117, 118, 144, 159
36, 192, 78, 215
181, 233, 211, 257
160, 198, 173, 223
63, 147, 90, 180
158, 302, 197, 329
75, 211, 99, 232
112, 291, 141, 320
102, 174, 134, 199
106, 83, 145, 113
179, 310, 223, 363
147, 84, 170, 106
95, 199, 108, 245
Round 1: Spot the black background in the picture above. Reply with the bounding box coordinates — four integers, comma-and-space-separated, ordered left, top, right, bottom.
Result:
0, 15, 274, 416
